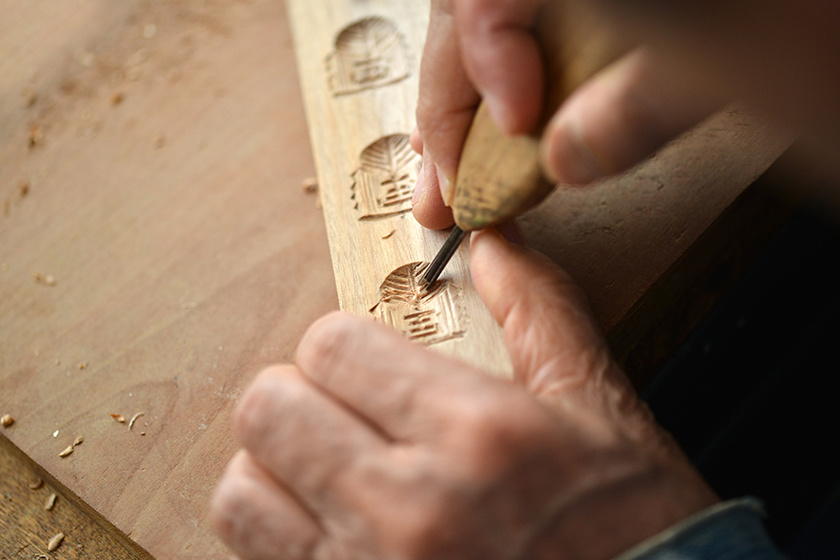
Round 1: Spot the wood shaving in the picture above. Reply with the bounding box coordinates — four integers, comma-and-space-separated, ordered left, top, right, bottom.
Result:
28, 125, 44, 147
32, 272, 56, 286
45, 493, 57, 511
73, 436, 84, 447
382, 230, 395, 239
128, 412, 145, 431
110, 413, 125, 423
78, 362, 87, 370
58, 445, 74, 458
0, 414, 13, 427
140, 431, 146, 436
302, 177, 318, 193
47, 532, 64, 551
29, 478, 44, 490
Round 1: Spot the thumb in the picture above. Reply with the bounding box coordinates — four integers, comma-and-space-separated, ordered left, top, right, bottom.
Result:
470, 228, 626, 399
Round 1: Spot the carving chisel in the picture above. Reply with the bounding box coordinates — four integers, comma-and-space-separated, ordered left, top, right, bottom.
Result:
422, 3, 625, 286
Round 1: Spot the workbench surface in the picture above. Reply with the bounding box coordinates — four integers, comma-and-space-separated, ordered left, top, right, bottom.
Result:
1, 1, 790, 558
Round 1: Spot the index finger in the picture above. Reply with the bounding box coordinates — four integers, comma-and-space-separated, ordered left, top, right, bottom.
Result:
295, 312, 493, 441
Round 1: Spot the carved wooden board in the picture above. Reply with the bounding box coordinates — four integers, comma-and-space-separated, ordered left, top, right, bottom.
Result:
286, 0, 513, 377
285, 0, 791, 378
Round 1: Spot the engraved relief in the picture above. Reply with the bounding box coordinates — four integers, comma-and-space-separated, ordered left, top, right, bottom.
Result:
351, 134, 420, 220
370, 262, 465, 345
326, 16, 411, 95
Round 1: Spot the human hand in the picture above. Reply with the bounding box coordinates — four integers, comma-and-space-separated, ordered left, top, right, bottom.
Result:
412, 0, 723, 230
211, 228, 718, 560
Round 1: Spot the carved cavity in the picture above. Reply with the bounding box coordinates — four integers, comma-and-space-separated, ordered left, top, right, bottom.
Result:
326, 17, 411, 95
370, 262, 465, 345
351, 134, 420, 220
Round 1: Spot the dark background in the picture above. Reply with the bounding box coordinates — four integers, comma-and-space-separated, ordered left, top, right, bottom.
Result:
641, 199, 840, 558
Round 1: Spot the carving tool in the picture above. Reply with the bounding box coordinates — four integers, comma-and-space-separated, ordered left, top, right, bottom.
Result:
422, 3, 625, 286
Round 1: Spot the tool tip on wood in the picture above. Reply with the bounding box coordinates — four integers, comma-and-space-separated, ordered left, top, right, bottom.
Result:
422, 227, 468, 287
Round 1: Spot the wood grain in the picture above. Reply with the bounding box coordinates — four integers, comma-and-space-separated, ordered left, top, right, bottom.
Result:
1, 1, 336, 558
1, 433, 152, 559
286, 0, 513, 377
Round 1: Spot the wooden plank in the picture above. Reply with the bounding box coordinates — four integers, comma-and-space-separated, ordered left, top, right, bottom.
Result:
285, 0, 512, 377
1, 1, 336, 558
521, 108, 793, 335
1, 433, 152, 559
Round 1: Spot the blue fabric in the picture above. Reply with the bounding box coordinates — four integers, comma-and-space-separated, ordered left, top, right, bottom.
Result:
615, 498, 789, 560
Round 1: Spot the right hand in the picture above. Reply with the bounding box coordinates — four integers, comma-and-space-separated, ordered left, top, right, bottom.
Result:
411, 0, 724, 230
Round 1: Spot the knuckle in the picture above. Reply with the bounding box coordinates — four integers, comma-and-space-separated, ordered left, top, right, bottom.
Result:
297, 311, 362, 374
233, 366, 289, 443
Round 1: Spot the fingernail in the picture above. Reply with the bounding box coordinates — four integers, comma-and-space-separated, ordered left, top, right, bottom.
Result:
412, 162, 425, 205
435, 164, 453, 207
545, 117, 607, 185
483, 93, 515, 134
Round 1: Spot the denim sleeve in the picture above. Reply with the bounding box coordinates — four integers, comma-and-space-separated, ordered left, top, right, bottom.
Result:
613, 498, 789, 560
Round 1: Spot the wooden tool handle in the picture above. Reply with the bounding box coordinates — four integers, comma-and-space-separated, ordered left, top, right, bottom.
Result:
452, 2, 625, 230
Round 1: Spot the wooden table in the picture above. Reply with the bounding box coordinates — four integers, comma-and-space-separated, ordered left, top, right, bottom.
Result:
1, 1, 791, 558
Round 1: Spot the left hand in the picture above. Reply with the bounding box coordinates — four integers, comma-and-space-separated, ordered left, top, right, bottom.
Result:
211, 229, 717, 560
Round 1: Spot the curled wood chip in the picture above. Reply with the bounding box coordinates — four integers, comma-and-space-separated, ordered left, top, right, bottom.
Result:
0, 414, 13, 427
45, 492, 57, 511
128, 412, 145, 431
110, 413, 125, 423
58, 445, 74, 458
382, 230, 395, 239
47, 532, 64, 551
73, 436, 84, 447
78, 362, 87, 370
140, 431, 146, 436
29, 478, 44, 490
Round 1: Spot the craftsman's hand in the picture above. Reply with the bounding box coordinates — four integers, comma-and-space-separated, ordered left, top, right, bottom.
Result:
412, 0, 722, 230
211, 229, 717, 560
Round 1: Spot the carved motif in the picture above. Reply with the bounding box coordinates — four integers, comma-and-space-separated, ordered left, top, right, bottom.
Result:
370, 262, 465, 345
351, 134, 420, 220
326, 16, 411, 95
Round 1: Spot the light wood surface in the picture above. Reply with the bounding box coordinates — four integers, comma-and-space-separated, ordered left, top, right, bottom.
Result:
1, 1, 791, 559
1, 1, 336, 558
286, 0, 512, 377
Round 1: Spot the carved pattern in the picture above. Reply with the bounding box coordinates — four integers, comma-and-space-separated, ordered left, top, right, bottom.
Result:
351, 134, 420, 220
326, 16, 411, 95
370, 262, 465, 345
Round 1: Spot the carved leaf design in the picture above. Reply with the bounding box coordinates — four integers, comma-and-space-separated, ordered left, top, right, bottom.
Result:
335, 17, 401, 59
358, 134, 418, 180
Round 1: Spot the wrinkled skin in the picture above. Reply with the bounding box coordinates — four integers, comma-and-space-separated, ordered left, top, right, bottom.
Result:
212, 230, 717, 560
